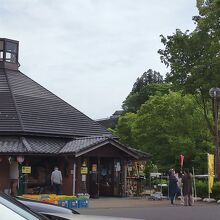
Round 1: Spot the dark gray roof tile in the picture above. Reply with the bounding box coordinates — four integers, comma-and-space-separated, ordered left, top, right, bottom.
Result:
0, 135, 150, 160
60, 136, 150, 159
0, 70, 22, 132
60, 136, 108, 154
0, 137, 26, 153
0, 69, 112, 137
24, 137, 67, 154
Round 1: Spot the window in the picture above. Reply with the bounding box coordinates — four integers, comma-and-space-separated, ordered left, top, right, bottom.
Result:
0, 41, 3, 62
0, 51, 3, 62
6, 52, 17, 63
0, 40, 18, 64
6, 41, 17, 53
0, 41, 3, 50
5, 41, 18, 63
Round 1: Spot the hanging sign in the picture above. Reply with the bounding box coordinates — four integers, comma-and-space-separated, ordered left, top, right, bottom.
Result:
115, 162, 121, 171
92, 164, 97, 172
82, 175, 86, 182
22, 166, 31, 174
81, 167, 88, 174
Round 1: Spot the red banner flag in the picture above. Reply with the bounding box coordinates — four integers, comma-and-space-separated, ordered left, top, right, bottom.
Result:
180, 154, 184, 168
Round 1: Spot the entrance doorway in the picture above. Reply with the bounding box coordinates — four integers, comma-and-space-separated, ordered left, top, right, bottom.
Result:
99, 158, 114, 196
88, 157, 122, 198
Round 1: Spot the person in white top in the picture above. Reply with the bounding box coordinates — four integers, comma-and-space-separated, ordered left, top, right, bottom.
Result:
51, 166, 63, 195
175, 171, 184, 204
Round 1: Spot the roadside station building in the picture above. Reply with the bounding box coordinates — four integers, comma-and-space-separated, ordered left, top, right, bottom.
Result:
0, 38, 151, 197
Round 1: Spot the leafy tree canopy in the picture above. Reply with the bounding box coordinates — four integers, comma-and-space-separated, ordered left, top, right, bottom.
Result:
115, 92, 212, 172
158, 0, 220, 97
122, 83, 172, 113
114, 112, 137, 147
158, 0, 220, 138
132, 92, 213, 171
122, 69, 170, 113
131, 69, 163, 94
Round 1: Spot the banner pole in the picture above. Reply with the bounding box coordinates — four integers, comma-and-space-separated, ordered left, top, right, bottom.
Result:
208, 153, 210, 200
192, 167, 196, 202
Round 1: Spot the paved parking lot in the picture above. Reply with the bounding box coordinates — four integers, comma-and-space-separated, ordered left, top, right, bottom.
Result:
88, 197, 170, 208
87, 197, 214, 209
80, 197, 220, 220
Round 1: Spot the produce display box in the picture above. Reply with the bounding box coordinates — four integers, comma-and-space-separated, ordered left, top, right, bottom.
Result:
77, 199, 89, 208
19, 194, 89, 208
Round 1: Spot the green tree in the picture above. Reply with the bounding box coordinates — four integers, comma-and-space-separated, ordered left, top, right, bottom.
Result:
131, 69, 163, 94
123, 83, 172, 113
159, 0, 220, 92
114, 112, 137, 147
122, 69, 170, 113
158, 0, 220, 135
132, 92, 213, 171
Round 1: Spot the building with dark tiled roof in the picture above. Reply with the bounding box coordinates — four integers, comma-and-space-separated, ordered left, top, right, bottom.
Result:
96, 110, 123, 129
0, 38, 151, 197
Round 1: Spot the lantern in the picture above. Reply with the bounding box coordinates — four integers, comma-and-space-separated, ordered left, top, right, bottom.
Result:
17, 155, 24, 164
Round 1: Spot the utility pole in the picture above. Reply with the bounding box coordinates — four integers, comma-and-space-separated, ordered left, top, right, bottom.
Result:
209, 87, 220, 180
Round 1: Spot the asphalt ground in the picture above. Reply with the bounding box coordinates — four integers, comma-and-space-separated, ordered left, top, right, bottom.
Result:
88, 197, 171, 208
79, 197, 220, 220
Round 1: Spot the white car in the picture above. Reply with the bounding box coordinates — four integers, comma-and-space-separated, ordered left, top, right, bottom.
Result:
18, 197, 142, 220
1, 193, 142, 220
42, 212, 141, 220
0, 192, 47, 220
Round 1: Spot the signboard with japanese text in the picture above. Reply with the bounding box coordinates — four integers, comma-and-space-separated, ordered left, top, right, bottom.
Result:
22, 166, 31, 174
81, 167, 88, 174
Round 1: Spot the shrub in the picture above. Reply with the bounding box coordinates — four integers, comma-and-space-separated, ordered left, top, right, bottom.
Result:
195, 180, 220, 199
212, 181, 220, 200
195, 180, 208, 198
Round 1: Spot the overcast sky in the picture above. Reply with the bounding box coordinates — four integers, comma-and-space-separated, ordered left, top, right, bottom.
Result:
1, 0, 198, 119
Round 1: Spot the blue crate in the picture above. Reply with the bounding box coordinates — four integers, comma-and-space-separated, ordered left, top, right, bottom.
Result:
58, 200, 69, 208
78, 199, 89, 208
68, 199, 78, 209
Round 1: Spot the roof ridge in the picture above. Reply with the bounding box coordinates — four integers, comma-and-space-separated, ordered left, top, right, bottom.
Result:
75, 136, 109, 140
111, 138, 152, 158
4, 70, 24, 131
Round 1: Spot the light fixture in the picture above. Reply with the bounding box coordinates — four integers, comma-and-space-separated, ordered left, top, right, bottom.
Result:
17, 155, 24, 163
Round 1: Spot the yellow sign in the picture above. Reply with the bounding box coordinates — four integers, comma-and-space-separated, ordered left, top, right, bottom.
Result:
22, 166, 31, 174
208, 153, 214, 193
81, 167, 88, 174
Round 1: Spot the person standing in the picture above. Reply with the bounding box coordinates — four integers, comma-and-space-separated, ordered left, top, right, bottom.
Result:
182, 168, 193, 206
168, 169, 178, 205
51, 166, 62, 195
175, 171, 184, 204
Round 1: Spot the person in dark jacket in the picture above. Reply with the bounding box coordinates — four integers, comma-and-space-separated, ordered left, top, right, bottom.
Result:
168, 169, 178, 205
182, 168, 193, 206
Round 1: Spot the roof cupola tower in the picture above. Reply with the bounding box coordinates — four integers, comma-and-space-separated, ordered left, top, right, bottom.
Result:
0, 38, 19, 70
